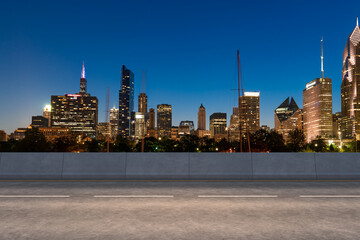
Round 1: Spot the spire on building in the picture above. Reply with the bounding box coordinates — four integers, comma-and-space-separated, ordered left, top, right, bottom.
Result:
81, 61, 86, 79
321, 37, 324, 79
357, 17, 359, 27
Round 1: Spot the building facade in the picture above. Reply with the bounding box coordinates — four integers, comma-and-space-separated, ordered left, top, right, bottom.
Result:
0, 130, 7, 142
303, 78, 333, 142
157, 104, 172, 138
274, 97, 302, 142
110, 107, 119, 139
43, 105, 51, 127
341, 20, 360, 139
118, 65, 134, 137
138, 93, 147, 113
239, 92, 260, 135
209, 113, 227, 137
31, 116, 49, 128
197, 104, 206, 130
51, 63, 98, 138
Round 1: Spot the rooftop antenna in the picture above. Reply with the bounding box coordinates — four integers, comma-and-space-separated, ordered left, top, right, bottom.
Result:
321, 37, 324, 79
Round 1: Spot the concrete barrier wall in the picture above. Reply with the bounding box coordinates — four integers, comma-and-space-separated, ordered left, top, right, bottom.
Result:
0, 153, 63, 179
0, 152, 360, 180
189, 153, 252, 179
62, 153, 126, 180
315, 153, 360, 180
252, 153, 316, 180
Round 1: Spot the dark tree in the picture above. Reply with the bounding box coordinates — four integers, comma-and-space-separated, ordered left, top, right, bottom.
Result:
287, 129, 305, 152
216, 138, 232, 152
15, 128, 51, 152
179, 135, 199, 152
52, 135, 77, 152
250, 129, 269, 152
112, 135, 134, 152
266, 131, 286, 152
309, 137, 327, 152
0, 139, 18, 152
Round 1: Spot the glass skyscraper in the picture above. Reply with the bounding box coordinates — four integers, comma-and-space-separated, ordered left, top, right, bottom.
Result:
118, 65, 134, 137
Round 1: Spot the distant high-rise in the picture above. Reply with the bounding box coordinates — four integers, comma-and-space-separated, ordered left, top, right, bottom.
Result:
43, 105, 51, 127
274, 97, 302, 142
197, 104, 206, 130
51, 64, 98, 138
210, 113, 227, 137
0, 130, 8, 142
239, 92, 260, 135
180, 120, 194, 132
157, 104, 172, 138
303, 78, 333, 142
138, 93, 147, 113
303, 38, 333, 142
31, 116, 49, 128
80, 61, 87, 94
119, 65, 134, 137
147, 108, 157, 138
110, 107, 119, 139
341, 19, 360, 138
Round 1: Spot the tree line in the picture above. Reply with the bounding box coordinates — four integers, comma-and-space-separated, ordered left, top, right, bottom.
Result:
0, 128, 357, 152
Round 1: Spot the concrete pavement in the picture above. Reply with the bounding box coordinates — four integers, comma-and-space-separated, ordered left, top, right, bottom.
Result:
0, 181, 359, 239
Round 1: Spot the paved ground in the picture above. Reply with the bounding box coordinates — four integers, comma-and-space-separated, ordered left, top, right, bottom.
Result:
0, 181, 360, 240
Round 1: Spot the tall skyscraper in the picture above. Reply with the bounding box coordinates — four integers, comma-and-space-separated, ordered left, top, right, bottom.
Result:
80, 62, 87, 94
341, 19, 360, 139
239, 92, 260, 135
43, 105, 51, 127
303, 38, 333, 143
51, 63, 98, 138
157, 104, 172, 138
110, 107, 119, 139
147, 108, 157, 138
119, 65, 134, 137
274, 97, 302, 142
210, 113, 227, 137
138, 93, 147, 113
197, 104, 206, 130
303, 78, 333, 142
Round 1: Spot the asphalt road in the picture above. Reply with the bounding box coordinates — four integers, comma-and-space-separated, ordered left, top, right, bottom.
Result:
0, 181, 360, 240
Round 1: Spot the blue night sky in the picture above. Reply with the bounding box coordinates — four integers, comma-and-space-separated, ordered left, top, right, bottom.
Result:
1, 0, 360, 134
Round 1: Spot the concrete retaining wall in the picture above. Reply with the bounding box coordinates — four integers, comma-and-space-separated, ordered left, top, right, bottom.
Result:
0, 152, 359, 180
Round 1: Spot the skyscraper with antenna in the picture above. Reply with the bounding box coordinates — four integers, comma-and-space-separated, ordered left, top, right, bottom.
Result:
341, 18, 360, 139
303, 38, 333, 142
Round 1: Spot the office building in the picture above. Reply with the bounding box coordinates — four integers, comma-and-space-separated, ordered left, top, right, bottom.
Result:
110, 107, 119, 139
0, 130, 7, 142
31, 116, 49, 128
210, 113, 227, 137
43, 105, 51, 127
239, 92, 260, 135
119, 65, 134, 137
341, 19, 360, 138
303, 78, 333, 142
274, 97, 302, 142
10, 128, 28, 141
197, 104, 206, 130
157, 104, 172, 138
303, 38, 333, 142
138, 93, 147, 113
179, 121, 194, 132
39, 127, 72, 142
51, 63, 98, 138
147, 108, 157, 138
171, 126, 179, 140
96, 122, 110, 140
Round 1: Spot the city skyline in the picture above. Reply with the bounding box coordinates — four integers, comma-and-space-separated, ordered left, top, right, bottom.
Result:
1, 1, 360, 134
